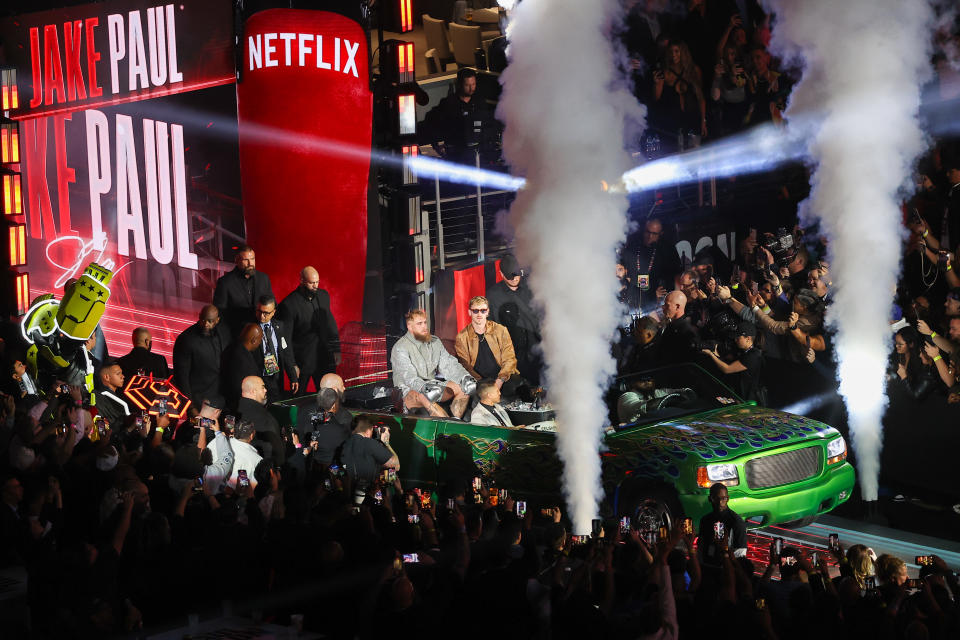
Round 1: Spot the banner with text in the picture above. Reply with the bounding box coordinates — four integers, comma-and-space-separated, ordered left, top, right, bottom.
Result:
1, 0, 239, 360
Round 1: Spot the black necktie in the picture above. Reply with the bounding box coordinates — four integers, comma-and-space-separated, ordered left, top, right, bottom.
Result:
263, 323, 277, 357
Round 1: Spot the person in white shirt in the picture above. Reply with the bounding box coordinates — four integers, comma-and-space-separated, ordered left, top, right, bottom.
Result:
227, 420, 263, 490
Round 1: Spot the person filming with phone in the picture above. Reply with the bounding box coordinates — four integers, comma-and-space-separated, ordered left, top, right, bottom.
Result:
697, 483, 747, 570
340, 415, 399, 505
227, 420, 262, 491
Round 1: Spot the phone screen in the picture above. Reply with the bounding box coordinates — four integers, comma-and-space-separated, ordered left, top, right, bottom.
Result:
403, 553, 418, 563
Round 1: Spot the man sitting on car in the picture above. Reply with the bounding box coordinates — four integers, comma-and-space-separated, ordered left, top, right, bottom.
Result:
391, 309, 476, 419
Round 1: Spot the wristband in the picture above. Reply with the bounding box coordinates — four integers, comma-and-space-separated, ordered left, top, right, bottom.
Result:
934, 355, 943, 362
155, 427, 165, 434
923, 230, 929, 238
294, 443, 302, 449
948, 264, 953, 271
931, 331, 938, 338
731, 283, 739, 290
761, 305, 771, 314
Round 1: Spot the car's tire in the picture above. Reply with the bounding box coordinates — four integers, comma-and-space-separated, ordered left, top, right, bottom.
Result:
618, 484, 684, 533
779, 515, 818, 529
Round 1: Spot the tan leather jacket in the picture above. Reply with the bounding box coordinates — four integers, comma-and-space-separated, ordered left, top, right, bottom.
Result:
455, 320, 519, 381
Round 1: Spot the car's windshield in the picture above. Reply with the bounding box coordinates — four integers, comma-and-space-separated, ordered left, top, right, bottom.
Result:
607, 364, 742, 429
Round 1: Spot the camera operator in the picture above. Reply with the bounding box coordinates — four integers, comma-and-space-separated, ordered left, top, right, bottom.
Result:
303, 388, 351, 466
340, 415, 399, 505
701, 321, 766, 404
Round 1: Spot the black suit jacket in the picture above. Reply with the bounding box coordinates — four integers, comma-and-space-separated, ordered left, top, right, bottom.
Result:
221, 344, 262, 409
95, 387, 132, 427
173, 322, 230, 406
213, 267, 275, 338
255, 318, 298, 381
237, 397, 281, 436
118, 346, 170, 381
278, 286, 340, 376
656, 315, 701, 366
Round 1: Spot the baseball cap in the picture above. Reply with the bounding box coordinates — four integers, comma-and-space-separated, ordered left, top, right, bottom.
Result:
499, 254, 523, 279
736, 322, 757, 339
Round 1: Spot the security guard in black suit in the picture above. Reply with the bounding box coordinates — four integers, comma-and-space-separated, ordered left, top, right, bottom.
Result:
254, 295, 299, 403
213, 245, 275, 338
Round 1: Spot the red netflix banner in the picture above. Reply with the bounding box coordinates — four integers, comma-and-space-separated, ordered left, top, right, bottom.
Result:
0, 0, 234, 120
237, 9, 372, 330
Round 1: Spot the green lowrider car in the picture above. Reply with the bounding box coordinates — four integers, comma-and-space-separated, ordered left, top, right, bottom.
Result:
276, 364, 855, 530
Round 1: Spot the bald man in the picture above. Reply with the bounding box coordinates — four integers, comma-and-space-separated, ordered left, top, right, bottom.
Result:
237, 375, 283, 465
319, 372, 353, 425
656, 290, 700, 365
279, 266, 340, 394
118, 327, 169, 381
222, 324, 264, 408
173, 305, 230, 407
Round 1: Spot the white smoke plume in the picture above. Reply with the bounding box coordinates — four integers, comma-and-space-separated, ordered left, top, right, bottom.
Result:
766, 0, 934, 500
497, 1, 644, 533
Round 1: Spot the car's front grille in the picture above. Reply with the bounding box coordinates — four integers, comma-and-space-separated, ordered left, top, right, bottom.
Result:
745, 446, 822, 489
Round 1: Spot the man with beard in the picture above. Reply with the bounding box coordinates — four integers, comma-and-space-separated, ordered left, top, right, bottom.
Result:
213, 246, 275, 338
173, 305, 230, 409
391, 309, 474, 418
486, 255, 543, 385
279, 266, 340, 394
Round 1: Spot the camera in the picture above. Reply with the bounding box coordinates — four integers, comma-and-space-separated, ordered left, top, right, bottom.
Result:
906, 578, 922, 590
828, 533, 839, 551
916, 555, 934, 566
310, 410, 328, 428
761, 227, 798, 268
619, 516, 631, 535
515, 500, 527, 517
682, 517, 693, 535
237, 469, 250, 489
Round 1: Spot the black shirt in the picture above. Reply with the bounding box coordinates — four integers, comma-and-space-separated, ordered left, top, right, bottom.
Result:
697, 508, 748, 568
341, 434, 392, 483
473, 333, 500, 379
312, 418, 351, 466
733, 347, 764, 402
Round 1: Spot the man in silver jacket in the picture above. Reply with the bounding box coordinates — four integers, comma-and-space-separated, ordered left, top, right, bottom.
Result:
391, 309, 475, 418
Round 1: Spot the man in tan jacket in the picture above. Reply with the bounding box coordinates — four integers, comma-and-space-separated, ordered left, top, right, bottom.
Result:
455, 296, 524, 399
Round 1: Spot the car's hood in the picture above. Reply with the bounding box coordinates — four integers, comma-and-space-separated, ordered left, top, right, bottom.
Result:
601, 406, 839, 482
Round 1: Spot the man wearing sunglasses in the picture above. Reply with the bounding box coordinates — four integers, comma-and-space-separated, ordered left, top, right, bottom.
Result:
455, 296, 522, 399
391, 309, 475, 418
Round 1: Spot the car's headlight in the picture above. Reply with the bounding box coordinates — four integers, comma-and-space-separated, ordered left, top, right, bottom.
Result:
827, 437, 847, 464
697, 463, 739, 488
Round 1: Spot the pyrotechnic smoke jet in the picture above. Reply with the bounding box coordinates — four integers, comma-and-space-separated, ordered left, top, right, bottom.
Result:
765, 0, 934, 502
496, 0, 644, 534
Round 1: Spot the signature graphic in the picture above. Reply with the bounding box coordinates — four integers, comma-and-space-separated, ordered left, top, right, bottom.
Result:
45, 233, 130, 288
